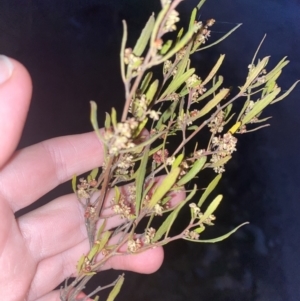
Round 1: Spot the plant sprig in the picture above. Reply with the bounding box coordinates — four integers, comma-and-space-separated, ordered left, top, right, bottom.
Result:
61, 1, 298, 300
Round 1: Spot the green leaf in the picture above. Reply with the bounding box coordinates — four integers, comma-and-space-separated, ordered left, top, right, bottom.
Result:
120, 21, 128, 82
106, 275, 125, 301
240, 57, 270, 93
146, 79, 159, 105
89, 168, 99, 181
191, 222, 249, 243
200, 194, 223, 223
148, 167, 181, 209
177, 156, 207, 186
174, 44, 192, 80
140, 72, 153, 94
189, 8, 197, 31
133, 118, 148, 138
72, 175, 77, 193
193, 75, 224, 101
96, 220, 107, 240
87, 242, 100, 261
156, 101, 178, 129
201, 54, 225, 86
242, 87, 281, 125
113, 186, 121, 205
105, 112, 111, 129
133, 14, 155, 56
153, 185, 197, 242
135, 146, 150, 215
76, 254, 85, 274
155, 24, 198, 64
208, 155, 232, 168
150, 3, 170, 45
196, 23, 242, 52
161, 68, 195, 99
97, 231, 112, 253
90, 101, 105, 144
197, 0, 206, 10
271, 80, 300, 104
172, 154, 184, 170
160, 40, 173, 55
195, 88, 229, 119
111, 108, 117, 127
198, 174, 222, 207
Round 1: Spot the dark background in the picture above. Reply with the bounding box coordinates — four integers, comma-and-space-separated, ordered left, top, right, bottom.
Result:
1, 0, 300, 300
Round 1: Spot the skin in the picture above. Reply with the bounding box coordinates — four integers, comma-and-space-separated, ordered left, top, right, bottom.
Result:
0, 57, 184, 301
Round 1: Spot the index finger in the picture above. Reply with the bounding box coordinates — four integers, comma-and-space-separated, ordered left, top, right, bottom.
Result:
0, 131, 104, 212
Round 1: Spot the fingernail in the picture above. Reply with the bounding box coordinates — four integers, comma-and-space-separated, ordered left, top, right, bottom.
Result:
0, 55, 14, 85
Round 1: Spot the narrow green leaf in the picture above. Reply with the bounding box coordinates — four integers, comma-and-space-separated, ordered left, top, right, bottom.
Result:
200, 194, 223, 223
242, 87, 281, 124
240, 57, 270, 93
201, 54, 225, 86
146, 79, 159, 105
161, 68, 195, 99
198, 174, 222, 207
76, 254, 85, 274
236, 99, 250, 122
97, 231, 112, 253
90, 101, 105, 144
208, 155, 232, 168
174, 44, 192, 80
197, 0, 206, 10
191, 75, 223, 100
135, 146, 150, 215
87, 243, 100, 261
191, 222, 249, 243
251, 57, 289, 89
72, 175, 77, 193
271, 80, 300, 104
93, 296, 99, 301
156, 101, 178, 129
111, 108, 117, 127
133, 14, 155, 56
150, 3, 170, 45
224, 103, 233, 119
89, 168, 99, 181
196, 23, 242, 52
105, 112, 111, 129
96, 220, 107, 240
228, 121, 241, 134
120, 21, 127, 82
156, 24, 198, 64
195, 88, 229, 119
172, 154, 184, 170
140, 72, 153, 94
153, 185, 197, 242
148, 167, 181, 209
133, 118, 148, 138
106, 275, 125, 301
177, 156, 207, 186
189, 8, 197, 31
161, 40, 173, 55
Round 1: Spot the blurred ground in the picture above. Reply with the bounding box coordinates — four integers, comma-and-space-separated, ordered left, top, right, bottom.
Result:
1, 0, 300, 300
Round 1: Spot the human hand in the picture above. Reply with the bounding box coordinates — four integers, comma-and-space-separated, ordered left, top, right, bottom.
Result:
0, 56, 183, 301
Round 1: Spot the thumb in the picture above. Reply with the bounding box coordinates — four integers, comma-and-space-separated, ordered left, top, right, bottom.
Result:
0, 55, 32, 168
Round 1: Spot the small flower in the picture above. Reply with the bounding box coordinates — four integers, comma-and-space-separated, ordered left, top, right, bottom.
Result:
164, 10, 180, 32
166, 156, 175, 166
148, 110, 161, 120
127, 238, 142, 253
154, 204, 163, 216
153, 149, 169, 164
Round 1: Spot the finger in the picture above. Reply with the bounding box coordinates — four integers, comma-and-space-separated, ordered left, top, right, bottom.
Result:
29, 236, 164, 301
0, 131, 104, 212
35, 290, 92, 301
0, 56, 32, 168
18, 178, 185, 262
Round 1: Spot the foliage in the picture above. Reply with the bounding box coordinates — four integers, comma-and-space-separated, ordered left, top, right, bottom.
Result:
60, 0, 298, 300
